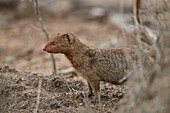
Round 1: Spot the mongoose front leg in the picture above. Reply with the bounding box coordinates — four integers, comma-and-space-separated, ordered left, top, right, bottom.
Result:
87, 81, 93, 96
89, 80, 100, 98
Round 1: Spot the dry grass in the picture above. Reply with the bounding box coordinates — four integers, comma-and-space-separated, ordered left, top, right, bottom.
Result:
114, 0, 170, 113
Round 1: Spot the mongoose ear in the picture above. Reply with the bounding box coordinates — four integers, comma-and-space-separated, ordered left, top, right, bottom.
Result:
62, 33, 76, 45
66, 33, 76, 45
68, 33, 76, 41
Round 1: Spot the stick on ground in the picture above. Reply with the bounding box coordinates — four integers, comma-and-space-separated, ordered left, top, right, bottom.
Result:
34, 78, 42, 113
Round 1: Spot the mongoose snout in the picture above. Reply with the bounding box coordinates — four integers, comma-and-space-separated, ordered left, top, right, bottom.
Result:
43, 48, 46, 51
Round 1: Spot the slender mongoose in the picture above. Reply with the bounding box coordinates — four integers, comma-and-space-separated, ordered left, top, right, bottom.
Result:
43, 33, 138, 98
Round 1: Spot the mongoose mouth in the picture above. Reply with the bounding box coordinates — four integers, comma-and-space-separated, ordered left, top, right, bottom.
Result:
43, 48, 52, 53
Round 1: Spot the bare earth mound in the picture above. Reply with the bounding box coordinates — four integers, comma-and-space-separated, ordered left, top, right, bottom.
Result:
0, 66, 126, 112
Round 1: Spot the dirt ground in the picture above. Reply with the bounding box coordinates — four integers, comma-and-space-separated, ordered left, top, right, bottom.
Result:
0, 66, 127, 112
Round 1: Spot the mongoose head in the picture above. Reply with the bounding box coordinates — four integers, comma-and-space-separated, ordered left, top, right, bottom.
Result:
43, 33, 76, 53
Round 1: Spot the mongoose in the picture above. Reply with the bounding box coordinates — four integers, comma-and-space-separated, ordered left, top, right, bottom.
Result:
43, 33, 137, 98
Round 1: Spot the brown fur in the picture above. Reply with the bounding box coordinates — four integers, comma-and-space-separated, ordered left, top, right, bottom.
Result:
43, 33, 137, 98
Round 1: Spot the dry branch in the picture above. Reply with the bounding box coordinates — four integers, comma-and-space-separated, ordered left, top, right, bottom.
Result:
133, 0, 141, 26
57, 67, 75, 75
32, 0, 57, 75
136, 0, 141, 25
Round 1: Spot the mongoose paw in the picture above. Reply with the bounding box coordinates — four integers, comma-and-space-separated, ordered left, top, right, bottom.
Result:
87, 92, 94, 98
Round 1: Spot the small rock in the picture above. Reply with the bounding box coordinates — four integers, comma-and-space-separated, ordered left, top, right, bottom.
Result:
4, 65, 9, 70
50, 103, 60, 109
8, 68, 16, 73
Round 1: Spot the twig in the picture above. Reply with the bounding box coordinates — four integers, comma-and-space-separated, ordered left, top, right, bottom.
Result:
32, 0, 57, 75
34, 78, 42, 113
57, 67, 75, 75
136, 0, 141, 25
98, 92, 102, 112
133, 0, 147, 88
133, 0, 141, 26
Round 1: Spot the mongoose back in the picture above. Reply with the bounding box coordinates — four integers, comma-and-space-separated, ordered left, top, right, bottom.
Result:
43, 33, 137, 98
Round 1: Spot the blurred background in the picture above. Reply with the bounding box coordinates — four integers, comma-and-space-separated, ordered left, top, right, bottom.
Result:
0, 0, 160, 74
0, 0, 170, 113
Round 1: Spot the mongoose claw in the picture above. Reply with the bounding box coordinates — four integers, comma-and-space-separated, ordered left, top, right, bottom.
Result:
87, 92, 94, 98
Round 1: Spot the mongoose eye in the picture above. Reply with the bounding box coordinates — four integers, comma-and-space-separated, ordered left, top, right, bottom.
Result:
52, 42, 57, 45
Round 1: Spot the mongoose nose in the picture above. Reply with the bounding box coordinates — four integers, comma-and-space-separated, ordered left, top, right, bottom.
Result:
43, 48, 46, 51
